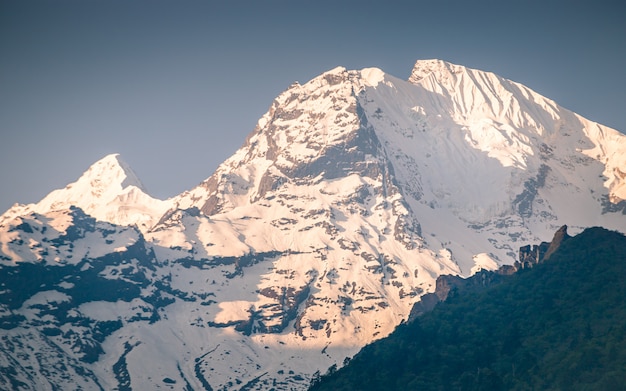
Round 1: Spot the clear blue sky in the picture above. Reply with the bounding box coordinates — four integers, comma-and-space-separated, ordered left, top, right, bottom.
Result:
1, 0, 624, 213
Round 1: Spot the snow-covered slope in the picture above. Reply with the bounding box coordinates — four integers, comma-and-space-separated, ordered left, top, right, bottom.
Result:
1, 59, 625, 390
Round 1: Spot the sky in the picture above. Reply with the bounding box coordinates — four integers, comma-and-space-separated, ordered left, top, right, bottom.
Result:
1, 0, 625, 213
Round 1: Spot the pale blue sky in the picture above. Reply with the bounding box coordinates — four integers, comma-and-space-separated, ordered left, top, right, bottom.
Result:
1, 0, 624, 212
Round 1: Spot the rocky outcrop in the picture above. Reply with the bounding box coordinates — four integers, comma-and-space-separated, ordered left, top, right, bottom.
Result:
518, 242, 549, 268
408, 269, 511, 321
409, 225, 571, 322
543, 225, 571, 260
518, 225, 570, 266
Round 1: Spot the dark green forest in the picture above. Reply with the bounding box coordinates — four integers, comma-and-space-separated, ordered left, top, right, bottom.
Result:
310, 227, 626, 390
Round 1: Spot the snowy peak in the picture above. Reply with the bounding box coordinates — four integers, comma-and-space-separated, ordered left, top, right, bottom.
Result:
36, 153, 150, 212
408, 59, 464, 83
170, 65, 376, 216
404, 60, 626, 205
80, 153, 146, 192
1, 154, 170, 230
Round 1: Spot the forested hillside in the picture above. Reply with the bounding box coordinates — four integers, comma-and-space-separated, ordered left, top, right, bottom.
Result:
310, 227, 626, 390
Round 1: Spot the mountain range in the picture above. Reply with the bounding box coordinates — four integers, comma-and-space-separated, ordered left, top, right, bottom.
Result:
1, 59, 625, 390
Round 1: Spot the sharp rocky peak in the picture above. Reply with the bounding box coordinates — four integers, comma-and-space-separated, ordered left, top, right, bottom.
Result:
169, 64, 387, 216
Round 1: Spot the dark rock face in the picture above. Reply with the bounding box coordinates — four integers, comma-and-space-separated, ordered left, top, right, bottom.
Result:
518, 242, 549, 268
513, 164, 551, 219
250, 104, 391, 203
283, 122, 382, 181
199, 175, 221, 215
601, 195, 626, 215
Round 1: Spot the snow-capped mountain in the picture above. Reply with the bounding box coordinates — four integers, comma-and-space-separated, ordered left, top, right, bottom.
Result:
1, 59, 625, 390
0, 153, 170, 231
